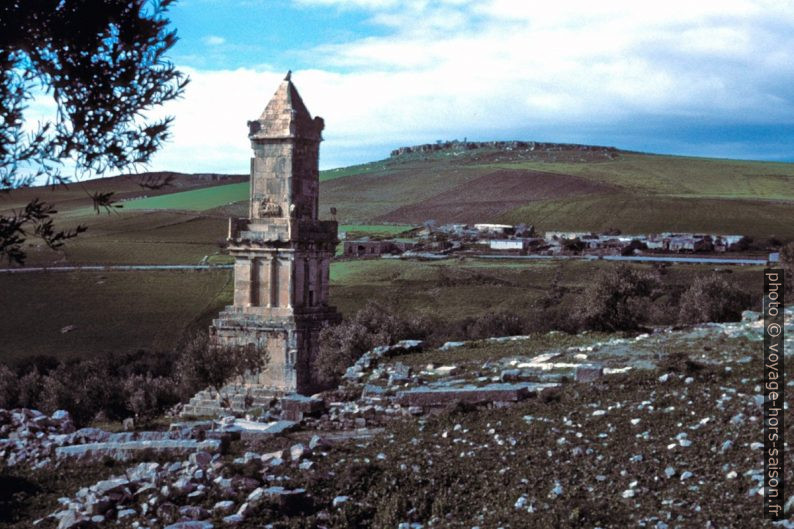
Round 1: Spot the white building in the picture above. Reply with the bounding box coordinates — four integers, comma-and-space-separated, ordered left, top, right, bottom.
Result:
475, 223, 513, 235
489, 239, 527, 251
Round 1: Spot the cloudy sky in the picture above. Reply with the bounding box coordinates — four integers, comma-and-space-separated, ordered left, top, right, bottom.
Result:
147, 0, 794, 172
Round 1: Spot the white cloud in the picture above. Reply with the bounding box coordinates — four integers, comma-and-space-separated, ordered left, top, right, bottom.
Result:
202, 35, 226, 46
148, 0, 794, 172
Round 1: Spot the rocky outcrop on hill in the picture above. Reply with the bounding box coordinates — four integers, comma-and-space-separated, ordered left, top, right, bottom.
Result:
390, 140, 619, 158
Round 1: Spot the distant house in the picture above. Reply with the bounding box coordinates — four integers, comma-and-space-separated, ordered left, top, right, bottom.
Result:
344, 240, 384, 257
490, 239, 526, 251
474, 223, 513, 235
721, 235, 744, 246
668, 236, 712, 253
545, 231, 591, 241
668, 237, 696, 252
715, 235, 745, 251
343, 239, 416, 257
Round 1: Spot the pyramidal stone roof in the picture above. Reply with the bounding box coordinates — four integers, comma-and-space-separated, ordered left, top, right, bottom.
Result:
248, 71, 324, 141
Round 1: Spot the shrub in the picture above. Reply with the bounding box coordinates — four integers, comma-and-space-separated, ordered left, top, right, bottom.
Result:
677, 274, 753, 324
122, 374, 180, 422
37, 360, 122, 425
16, 369, 43, 409
175, 333, 268, 398
562, 238, 585, 253
0, 364, 18, 409
314, 302, 427, 388
458, 311, 526, 340
315, 322, 372, 388
574, 265, 660, 331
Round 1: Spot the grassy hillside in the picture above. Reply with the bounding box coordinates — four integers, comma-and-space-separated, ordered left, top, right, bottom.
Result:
0, 259, 765, 363
124, 182, 248, 211
0, 269, 232, 362
498, 194, 794, 237
3, 143, 793, 269
319, 147, 794, 238
0, 172, 245, 212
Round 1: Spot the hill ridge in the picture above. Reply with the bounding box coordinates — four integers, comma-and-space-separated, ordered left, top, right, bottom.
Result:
390, 139, 620, 158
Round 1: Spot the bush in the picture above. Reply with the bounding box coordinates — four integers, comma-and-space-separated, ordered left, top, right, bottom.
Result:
677, 274, 753, 324
574, 265, 660, 331
37, 360, 122, 425
175, 333, 268, 398
315, 302, 428, 388
122, 374, 180, 422
453, 311, 526, 340
1, 346, 187, 425
16, 369, 43, 409
315, 322, 372, 388
0, 364, 18, 409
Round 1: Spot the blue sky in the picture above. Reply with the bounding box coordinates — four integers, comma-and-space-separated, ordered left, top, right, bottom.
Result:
139, 0, 794, 172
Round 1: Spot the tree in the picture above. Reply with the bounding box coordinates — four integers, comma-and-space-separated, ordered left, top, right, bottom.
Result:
1, 0, 187, 264
678, 274, 752, 324
315, 302, 418, 388
176, 333, 269, 405
574, 265, 660, 331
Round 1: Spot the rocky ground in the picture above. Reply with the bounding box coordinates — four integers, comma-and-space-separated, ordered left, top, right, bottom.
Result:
1, 310, 792, 528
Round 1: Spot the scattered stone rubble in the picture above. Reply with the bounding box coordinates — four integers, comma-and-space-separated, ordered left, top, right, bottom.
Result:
46, 437, 325, 529
0, 410, 300, 472
3, 307, 792, 527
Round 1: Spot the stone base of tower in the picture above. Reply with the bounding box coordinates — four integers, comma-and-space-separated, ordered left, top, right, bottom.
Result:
214, 305, 340, 392
180, 306, 339, 417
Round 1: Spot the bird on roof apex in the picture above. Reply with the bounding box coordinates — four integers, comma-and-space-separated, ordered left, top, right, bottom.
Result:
284, 70, 292, 81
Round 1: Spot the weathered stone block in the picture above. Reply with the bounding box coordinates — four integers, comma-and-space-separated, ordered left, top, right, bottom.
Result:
281, 394, 326, 421
395, 383, 557, 408
575, 363, 604, 383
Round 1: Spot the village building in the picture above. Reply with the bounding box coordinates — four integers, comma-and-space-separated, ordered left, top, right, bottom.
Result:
474, 223, 513, 235
208, 72, 341, 394
342, 239, 415, 257
544, 231, 592, 241
488, 238, 545, 252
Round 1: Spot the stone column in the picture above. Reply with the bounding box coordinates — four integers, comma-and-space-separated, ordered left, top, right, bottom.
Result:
302, 256, 310, 307
278, 255, 292, 309
320, 255, 330, 305
233, 258, 251, 307
260, 256, 272, 308
309, 256, 319, 307
294, 254, 305, 308
270, 255, 279, 308
249, 258, 259, 306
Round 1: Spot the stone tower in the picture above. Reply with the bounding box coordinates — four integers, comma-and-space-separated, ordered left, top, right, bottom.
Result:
210, 72, 340, 394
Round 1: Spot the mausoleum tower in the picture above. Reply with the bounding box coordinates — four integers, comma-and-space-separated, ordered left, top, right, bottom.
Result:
210, 72, 340, 394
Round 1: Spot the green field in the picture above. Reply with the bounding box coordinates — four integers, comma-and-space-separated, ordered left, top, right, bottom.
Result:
488, 153, 794, 200
4, 144, 793, 269
0, 270, 232, 363
329, 258, 764, 321
498, 193, 794, 238
0, 259, 766, 364
11, 211, 228, 266
318, 149, 794, 236
0, 143, 788, 362
124, 182, 249, 211
340, 224, 415, 236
